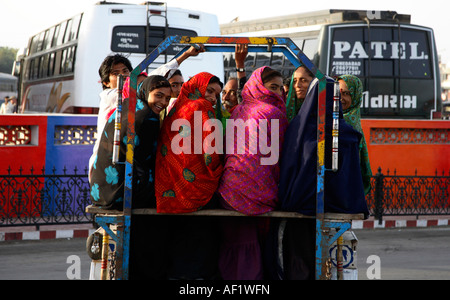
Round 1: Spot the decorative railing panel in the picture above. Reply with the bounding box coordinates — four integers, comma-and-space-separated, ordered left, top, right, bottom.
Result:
0, 167, 92, 227
0, 167, 448, 227
370, 128, 449, 145
367, 168, 450, 220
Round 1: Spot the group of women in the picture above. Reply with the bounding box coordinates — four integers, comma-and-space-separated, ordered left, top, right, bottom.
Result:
89, 58, 371, 279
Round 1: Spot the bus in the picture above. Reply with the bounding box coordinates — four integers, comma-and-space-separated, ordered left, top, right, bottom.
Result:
0, 72, 18, 102
221, 9, 442, 120
16, 1, 223, 114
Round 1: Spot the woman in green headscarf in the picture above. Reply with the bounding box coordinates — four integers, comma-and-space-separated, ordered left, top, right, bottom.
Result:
337, 75, 372, 195
285, 66, 315, 122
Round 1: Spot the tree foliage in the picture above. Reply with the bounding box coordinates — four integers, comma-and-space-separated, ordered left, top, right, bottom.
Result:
0, 47, 19, 74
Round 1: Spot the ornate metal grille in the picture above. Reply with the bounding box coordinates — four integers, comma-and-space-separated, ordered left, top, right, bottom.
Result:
370, 128, 449, 144
0, 166, 448, 227
367, 168, 450, 219
0, 166, 93, 227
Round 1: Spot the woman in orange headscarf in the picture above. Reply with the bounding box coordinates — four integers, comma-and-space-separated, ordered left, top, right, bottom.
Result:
154, 72, 224, 279
155, 72, 224, 213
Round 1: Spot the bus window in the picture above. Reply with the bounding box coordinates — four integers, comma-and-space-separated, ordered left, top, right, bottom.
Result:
163, 28, 197, 55
255, 53, 271, 69
223, 53, 234, 69
60, 46, 76, 74
329, 25, 433, 79
330, 26, 365, 76
53, 50, 62, 76
69, 14, 82, 41
60, 49, 68, 74
303, 39, 319, 60
43, 27, 55, 50
291, 38, 304, 51
111, 26, 146, 53
245, 53, 256, 69
39, 55, 48, 78
63, 19, 73, 44
29, 36, 38, 55
399, 28, 432, 79
38, 32, 46, 52
281, 58, 295, 78
30, 58, 39, 80
271, 53, 284, 68
48, 53, 55, 77
53, 24, 61, 47
56, 21, 68, 46
111, 26, 197, 55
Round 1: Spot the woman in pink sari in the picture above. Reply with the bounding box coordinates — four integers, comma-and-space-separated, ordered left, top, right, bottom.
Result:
217, 66, 288, 279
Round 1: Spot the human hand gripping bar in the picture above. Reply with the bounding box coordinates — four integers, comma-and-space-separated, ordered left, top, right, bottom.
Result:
112, 75, 124, 164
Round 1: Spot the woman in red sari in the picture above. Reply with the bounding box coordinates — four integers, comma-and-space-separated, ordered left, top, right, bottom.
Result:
154, 72, 223, 279
155, 72, 223, 213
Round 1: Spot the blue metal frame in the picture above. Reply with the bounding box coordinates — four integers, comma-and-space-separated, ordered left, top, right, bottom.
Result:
95, 35, 350, 280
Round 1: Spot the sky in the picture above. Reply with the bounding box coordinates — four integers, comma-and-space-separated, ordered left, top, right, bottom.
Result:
1, 0, 450, 65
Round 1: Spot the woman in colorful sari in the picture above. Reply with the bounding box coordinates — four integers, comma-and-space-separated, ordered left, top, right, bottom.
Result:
155, 72, 223, 213
90, 75, 171, 209
89, 75, 173, 279
217, 66, 289, 280
266, 76, 369, 280
337, 74, 372, 195
155, 72, 223, 279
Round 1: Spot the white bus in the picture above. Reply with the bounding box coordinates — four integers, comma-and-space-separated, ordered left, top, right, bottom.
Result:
18, 1, 223, 114
221, 9, 442, 119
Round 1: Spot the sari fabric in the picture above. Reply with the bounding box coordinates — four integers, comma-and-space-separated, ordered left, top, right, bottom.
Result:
264, 77, 370, 281
90, 76, 163, 210
278, 77, 369, 217
155, 72, 223, 213
338, 75, 372, 195
218, 66, 289, 215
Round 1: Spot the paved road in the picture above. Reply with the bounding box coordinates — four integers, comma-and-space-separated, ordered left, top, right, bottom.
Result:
0, 226, 449, 280
0, 238, 91, 280
355, 226, 450, 280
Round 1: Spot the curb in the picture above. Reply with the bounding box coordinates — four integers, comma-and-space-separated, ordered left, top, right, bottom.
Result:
1, 218, 449, 242
352, 219, 450, 230
0, 228, 96, 242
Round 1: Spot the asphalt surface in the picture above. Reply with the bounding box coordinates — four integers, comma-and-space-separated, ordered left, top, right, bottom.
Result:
355, 226, 450, 280
0, 226, 449, 280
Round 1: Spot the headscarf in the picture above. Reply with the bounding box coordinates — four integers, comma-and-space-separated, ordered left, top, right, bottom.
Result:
123, 72, 148, 99
155, 72, 224, 213
337, 75, 372, 195
218, 66, 289, 215
90, 75, 166, 209
285, 74, 302, 123
285, 66, 313, 122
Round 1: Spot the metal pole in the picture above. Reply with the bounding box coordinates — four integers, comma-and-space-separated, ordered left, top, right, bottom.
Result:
112, 75, 124, 164
100, 232, 109, 280
336, 235, 344, 280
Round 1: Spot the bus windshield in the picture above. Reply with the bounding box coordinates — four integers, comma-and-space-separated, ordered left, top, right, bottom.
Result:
329, 25, 433, 79
327, 24, 438, 119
